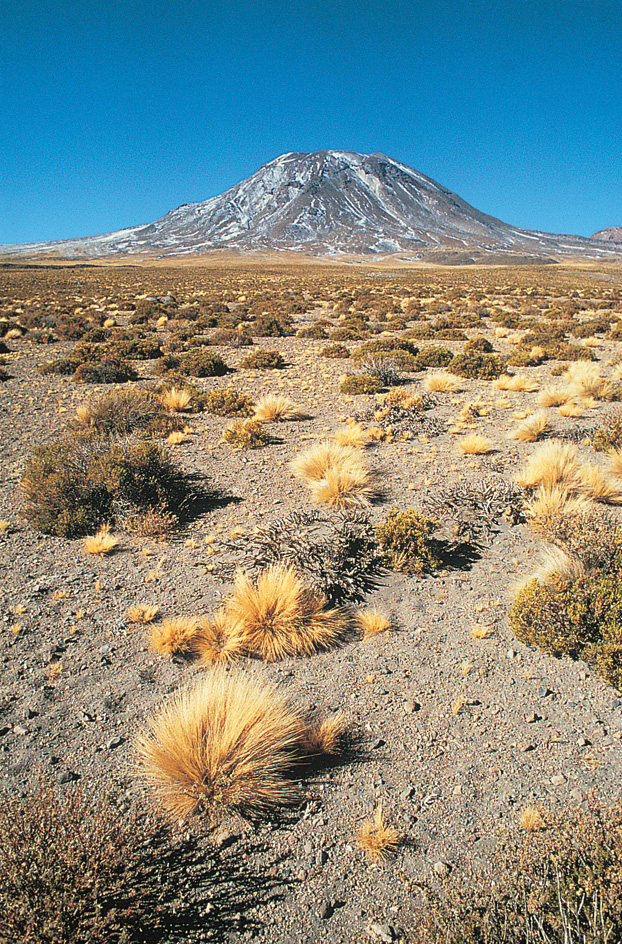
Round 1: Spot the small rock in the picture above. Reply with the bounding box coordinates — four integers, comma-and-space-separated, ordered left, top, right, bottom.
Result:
610, 698, 622, 710
570, 788, 585, 803
318, 900, 333, 920
106, 736, 123, 750
316, 849, 328, 866
452, 784, 462, 795
433, 860, 449, 877
57, 769, 79, 784
369, 922, 394, 943
538, 686, 551, 698
506, 648, 517, 659
13, 725, 28, 735
303, 840, 313, 856
550, 774, 567, 786
577, 736, 589, 747
525, 712, 539, 723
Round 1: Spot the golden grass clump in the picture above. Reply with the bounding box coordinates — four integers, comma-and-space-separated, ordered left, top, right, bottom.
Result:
224, 565, 349, 662
161, 387, 192, 412
0, 520, 11, 534
471, 624, 496, 639
135, 669, 306, 820
424, 371, 462, 393
606, 446, 622, 477
299, 713, 347, 756
194, 609, 246, 665
558, 400, 585, 418
333, 421, 369, 448
519, 805, 545, 832
533, 546, 586, 585
458, 433, 493, 455
355, 608, 392, 639
290, 441, 377, 508
538, 386, 574, 408
578, 463, 622, 504
149, 616, 201, 657
563, 362, 617, 401
525, 485, 594, 532
516, 441, 582, 491
126, 603, 159, 624
378, 388, 421, 408
83, 525, 119, 555
494, 374, 539, 392
355, 803, 401, 863
510, 410, 551, 443
252, 394, 310, 422
166, 431, 186, 445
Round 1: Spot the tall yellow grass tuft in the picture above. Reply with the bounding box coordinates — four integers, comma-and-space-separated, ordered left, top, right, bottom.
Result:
83, 525, 119, 555
516, 442, 582, 491
149, 617, 201, 657
424, 372, 462, 393
458, 434, 493, 455
355, 608, 392, 639
194, 609, 246, 665
224, 564, 349, 662
136, 669, 306, 820
494, 374, 539, 392
291, 441, 377, 508
253, 394, 310, 422
510, 410, 551, 443
161, 387, 192, 412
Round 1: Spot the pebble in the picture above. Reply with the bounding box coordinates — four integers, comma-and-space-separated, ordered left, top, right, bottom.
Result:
57, 769, 78, 784
13, 724, 28, 735
318, 900, 333, 920
525, 712, 539, 723
550, 774, 567, 786
369, 922, 394, 942
316, 849, 328, 866
433, 860, 449, 876
538, 686, 551, 698
106, 735, 123, 750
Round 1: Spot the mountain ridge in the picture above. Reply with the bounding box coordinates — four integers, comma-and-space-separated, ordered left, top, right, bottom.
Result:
2, 150, 621, 261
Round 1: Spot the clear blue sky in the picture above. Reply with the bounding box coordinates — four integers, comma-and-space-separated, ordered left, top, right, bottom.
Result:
1, 0, 621, 244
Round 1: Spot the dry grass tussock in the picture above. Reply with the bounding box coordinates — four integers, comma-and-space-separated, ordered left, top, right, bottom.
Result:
223, 564, 350, 662
291, 441, 377, 508
83, 525, 119, 555
160, 387, 192, 412
149, 616, 201, 657
194, 608, 246, 665
458, 433, 493, 455
563, 361, 618, 400
533, 545, 585, 585
538, 385, 574, 408
333, 420, 370, 448
558, 399, 586, 417
298, 713, 347, 755
355, 608, 392, 639
607, 446, 622, 477
510, 410, 551, 443
494, 373, 539, 392
424, 371, 462, 393
253, 394, 310, 422
578, 462, 622, 503
126, 603, 159, 624
519, 805, 545, 832
355, 803, 401, 863
516, 441, 582, 490
526, 485, 594, 532
135, 669, 307, 820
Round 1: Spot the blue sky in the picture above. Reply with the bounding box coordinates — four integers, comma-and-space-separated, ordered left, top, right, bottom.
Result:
1, 0, 621, 244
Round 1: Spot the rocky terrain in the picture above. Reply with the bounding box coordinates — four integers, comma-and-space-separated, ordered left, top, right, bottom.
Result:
1, 259, 622, 943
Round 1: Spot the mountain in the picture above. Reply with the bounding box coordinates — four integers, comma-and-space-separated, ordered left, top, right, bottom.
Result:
2, 150, 621, 261
591, 226, 622, 243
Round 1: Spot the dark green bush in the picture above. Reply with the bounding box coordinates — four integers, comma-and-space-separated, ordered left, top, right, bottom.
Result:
410, 802, 622, 944
151, 353, 181, 376
71, 388, 180, 437
209, 327, 254, 347
464, 336, 494, 353
38, 357, 78, 376
178, 350, 230, 377
73, 358, 138, 384
506, 348, 546, 368
105, 337, 163, 360
297, 324, 329, 340
203, 387, 254, 416
449, 351, 506, 380
592, 408, 622, 451
376, 510, 441, 576
22, 434, 197, 537
241, 349, 285, 370
351, 338, 419, 359
250, 313, 293, 337
412, 346, 454, 370
339, 373, 382, 395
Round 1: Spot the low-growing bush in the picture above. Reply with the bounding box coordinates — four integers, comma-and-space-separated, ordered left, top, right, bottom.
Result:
203, 386, 254, 416
376, 510, 442, 576
297, 323, 329, 340
178, 350, 230, 377
449, 351, 507, 380
241, 349, 285, 370
410, 802, 622, 944
21, 434, 200, 537
339, 373, 382, 395
73, 357, 138, 384
412, 345, 454, 371
592, 406, 622, 451
222, 419, 272, 449
0, 778, 165, 944
71, 388, 180, 437
463, 336, 494, 353
105, 337, 163, 360
320, 343, 350, 358
209, 327, 254, 347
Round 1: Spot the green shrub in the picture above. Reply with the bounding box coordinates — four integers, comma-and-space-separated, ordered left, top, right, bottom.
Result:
250, 313, 293, 337
506, 348, 546, 368
178, 350, 229, 377
105, 337, 163, 360
410, 802, 622, 944
38, 357, 79, 376
73, 358, 138, 384
151, 353, 181, 376
591, 407, 622, 451
209, 327, 254, 347
329, 326, 370, 342
376, 510, 441, 576
222, 419, 271, 449
320, 343, 350, 358
449, 351, 506, 380
412, 346, 454, 370
510, 570, 622, 689
351, 338, 419, 359
203, 387, 254, 416
21, 434, 198, 537
297, 323, 329, 339
241, 349, 285, 370
463, 336, 494, 353
339, 373, 382, 395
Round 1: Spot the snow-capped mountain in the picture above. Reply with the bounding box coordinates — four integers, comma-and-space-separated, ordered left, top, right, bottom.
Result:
2, 150, 621, 260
